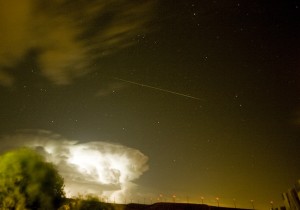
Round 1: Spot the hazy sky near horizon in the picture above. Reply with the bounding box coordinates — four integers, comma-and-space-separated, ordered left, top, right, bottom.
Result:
0, 0, 300, 209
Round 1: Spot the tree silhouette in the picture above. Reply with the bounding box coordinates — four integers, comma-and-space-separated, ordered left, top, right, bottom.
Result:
0, 148, 65, 209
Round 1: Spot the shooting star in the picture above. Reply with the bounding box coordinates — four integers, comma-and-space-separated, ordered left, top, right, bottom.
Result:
113, 77, 204, 101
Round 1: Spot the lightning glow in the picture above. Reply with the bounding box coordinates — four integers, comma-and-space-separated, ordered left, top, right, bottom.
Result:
0, 130, 149, 202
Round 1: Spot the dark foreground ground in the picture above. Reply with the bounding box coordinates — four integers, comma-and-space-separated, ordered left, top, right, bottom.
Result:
112, 203, 249, 210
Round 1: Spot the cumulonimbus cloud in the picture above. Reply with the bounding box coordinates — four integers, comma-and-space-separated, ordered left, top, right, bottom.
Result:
0, 0, 155, 86
0, 130, 149, 202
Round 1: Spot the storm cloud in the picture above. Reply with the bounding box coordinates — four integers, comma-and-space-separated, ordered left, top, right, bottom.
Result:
0, 130, 149, 202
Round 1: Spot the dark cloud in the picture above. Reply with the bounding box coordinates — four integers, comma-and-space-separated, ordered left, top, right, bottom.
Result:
0, 0, 155, 86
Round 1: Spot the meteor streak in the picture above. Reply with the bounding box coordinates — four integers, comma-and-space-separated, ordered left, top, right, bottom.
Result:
113, 77, 203, 101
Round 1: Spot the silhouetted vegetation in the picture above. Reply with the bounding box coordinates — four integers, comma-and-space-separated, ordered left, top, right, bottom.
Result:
60, 195, 115, 210
0, 148, 65, 209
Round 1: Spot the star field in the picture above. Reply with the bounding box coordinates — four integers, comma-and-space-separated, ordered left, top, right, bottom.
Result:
0, 0, 300, 209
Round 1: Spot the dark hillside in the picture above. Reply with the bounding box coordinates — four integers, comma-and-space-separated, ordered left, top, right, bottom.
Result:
119, 202, 249, 210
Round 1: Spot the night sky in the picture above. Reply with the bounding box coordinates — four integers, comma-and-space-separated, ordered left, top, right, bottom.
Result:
0, 0, 300, 209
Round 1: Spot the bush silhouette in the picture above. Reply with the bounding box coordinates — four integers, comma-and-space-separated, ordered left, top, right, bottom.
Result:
0, 148, 65, 209
60, 195, 115, 210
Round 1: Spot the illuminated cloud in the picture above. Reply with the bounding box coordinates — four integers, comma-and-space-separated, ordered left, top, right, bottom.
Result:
0, 130, 149, 202
0, 0, 155, 86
